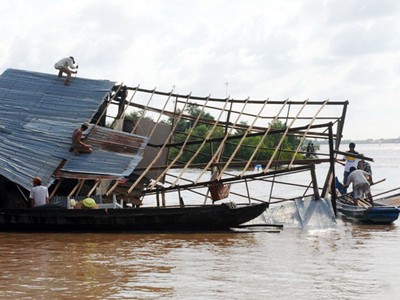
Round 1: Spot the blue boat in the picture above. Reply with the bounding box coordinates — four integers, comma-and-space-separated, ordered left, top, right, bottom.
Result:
336, 199, 400, 224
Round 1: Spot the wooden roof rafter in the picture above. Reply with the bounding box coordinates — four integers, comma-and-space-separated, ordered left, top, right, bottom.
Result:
105, 85, 348, 200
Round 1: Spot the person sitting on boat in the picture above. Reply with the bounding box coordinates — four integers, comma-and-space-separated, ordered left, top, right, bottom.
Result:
343, 166, 373, 206
29, 177, 49, 207
73, 197, 99, 209
54, 56, 78, 86
71, 122, 93, 155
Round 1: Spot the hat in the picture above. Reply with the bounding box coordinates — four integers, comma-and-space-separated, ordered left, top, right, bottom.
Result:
82, 197, 97, 208
32, 177, 41, 185
82, 122, 90, 129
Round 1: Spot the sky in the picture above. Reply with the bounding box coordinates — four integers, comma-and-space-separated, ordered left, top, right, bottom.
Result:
0, 0, 399, 140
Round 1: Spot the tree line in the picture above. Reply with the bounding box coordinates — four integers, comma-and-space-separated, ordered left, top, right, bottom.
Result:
125, 103, 317, 165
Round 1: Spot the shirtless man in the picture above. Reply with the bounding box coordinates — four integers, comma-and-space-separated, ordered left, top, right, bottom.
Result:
71, 122, 93, 155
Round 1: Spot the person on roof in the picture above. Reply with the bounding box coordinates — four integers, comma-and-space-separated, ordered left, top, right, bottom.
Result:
54, 56, 78, 86
29, 177, 49, 207
71, 122, 93, 155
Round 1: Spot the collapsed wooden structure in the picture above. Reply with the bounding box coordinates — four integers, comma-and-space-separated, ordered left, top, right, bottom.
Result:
86, 84, 349, 208
0, 69, 355, 231
0, 69, 349, 211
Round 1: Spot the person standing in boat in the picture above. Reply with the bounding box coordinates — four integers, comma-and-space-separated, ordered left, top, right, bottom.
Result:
29, 177, 49, 207
357, 155, 373, 184
306, 141, 315, 158
342, 142, 359, 188
343, 166, 373, 206
54, 56, 78, 86
71, 122, 93, 155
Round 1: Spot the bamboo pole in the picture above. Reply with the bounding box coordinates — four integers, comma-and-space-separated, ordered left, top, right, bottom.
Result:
240, 99, 289, 176
68, 179, 84, 197
310, 164, 320, 199
115, 85, 140, 128
105, 89, 175, 196
124, 85, 348, 106
373, 185, 400, 198
125, 95, 191, 194
334, 150, 374, 162
172, 96, 232, 186
264, 100, 310, 172
219, 99, 269, 178
109, 85, 140, 129
288, 99, 329, 167
49, 178, 63, 200
94, 84, 123, 126
142, 165, 313, 194
195, 97, 250, 183
130, 87, 157, 133
87, 179, 101, 197
150, 95, 211, 187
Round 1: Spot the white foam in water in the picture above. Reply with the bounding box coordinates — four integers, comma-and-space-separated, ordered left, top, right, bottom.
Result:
261, 197, 337, 229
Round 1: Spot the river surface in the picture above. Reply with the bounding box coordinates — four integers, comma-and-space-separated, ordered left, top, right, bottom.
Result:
0, 143, 399, 299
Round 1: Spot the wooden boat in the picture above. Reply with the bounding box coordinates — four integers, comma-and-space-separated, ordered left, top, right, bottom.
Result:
336, 199, 400, 224
0, 68, 351, 231
0, 202, 268, 232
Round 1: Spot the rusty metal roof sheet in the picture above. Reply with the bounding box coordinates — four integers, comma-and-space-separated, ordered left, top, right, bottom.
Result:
60, 124, 148, 177
0, 69, 149, 191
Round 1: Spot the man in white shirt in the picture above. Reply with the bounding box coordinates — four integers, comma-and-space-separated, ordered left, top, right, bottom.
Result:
29, 177, 49, 207
344, 167, 373, 206
54, 56, 78, 86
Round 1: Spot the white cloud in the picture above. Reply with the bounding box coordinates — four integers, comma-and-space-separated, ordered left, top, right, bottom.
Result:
1, 0, 399, 139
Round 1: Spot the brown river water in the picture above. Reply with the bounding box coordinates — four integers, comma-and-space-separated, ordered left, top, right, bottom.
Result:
0, 222, 398, 299
1, 144, 399, 299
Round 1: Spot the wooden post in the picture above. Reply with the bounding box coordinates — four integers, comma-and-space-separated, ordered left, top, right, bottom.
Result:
328, 123, 337, 215
244, 178, 251, 204
178, 188, 184, 208
310, 163, 320, 200
161, 191, 166, 207
156, 190, 160, 207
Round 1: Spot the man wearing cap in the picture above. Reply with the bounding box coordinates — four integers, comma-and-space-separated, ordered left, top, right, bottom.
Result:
54, 56, 79, 86
29, 177, 49, 207
71, 122, 93, 155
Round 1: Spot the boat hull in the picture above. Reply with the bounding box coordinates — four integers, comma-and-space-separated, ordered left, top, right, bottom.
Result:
336, 201, 399, 224
0, 202, 268, 232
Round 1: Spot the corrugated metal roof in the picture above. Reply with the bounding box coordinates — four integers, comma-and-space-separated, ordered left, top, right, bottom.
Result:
60, 124, 148, 177
0, 69, 149, 191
